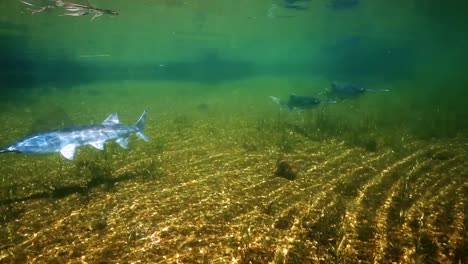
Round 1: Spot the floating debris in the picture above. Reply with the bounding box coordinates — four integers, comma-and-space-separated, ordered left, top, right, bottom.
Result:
20, 0, 118, 20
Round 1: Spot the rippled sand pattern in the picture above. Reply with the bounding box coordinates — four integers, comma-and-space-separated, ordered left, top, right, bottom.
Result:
0, 115, 466, 263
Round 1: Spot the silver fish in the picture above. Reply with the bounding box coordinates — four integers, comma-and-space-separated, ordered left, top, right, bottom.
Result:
270, 94, 332, 111
0, 110, 148, 160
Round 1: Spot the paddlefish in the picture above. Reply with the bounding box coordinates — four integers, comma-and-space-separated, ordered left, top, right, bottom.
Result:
270, 94, 335, 111
327, 81, 389, 100
0, 110, 148, 160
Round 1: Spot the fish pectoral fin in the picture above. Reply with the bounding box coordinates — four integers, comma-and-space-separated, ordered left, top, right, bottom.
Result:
102, 113, 119, 124
91, 12, 102, 21
90, 141, 105, 150
136, 132, 149, 142
60, 144, 77, 160
115, 137, 129, 149
270, 96, 280, 104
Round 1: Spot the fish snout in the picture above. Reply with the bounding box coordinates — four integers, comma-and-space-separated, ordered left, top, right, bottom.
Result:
0, 146, 17, 153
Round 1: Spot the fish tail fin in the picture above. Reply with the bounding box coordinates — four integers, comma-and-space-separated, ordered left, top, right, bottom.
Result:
270, 96, 282, 106
0, 149, 8, 153
135, 109, 149, 141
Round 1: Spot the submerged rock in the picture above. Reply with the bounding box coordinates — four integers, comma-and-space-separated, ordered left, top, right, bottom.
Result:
274, 159, 298, 180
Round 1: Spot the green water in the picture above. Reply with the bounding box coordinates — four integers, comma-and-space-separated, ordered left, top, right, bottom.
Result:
1, 0, 467, 136
0, 1, 467, 263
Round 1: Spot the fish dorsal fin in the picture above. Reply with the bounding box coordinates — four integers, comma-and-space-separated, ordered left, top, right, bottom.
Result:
115, 137, 129, 149
60, 144, 77, 160
102, 113, 119, 124
90, 141, 105, 150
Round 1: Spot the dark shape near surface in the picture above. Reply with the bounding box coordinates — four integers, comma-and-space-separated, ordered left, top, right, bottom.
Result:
281, 0, 311, 10
275, 160, 298, 180
327, 0, 361, 10
320, 35, 416, 80
153, 51, 255, 84
1, 49, 254, 92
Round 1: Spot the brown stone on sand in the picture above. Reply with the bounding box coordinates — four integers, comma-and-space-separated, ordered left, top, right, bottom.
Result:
274, 159, 298, 180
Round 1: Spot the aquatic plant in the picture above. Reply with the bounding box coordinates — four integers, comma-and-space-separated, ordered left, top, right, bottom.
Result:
276, 124, 295, 152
